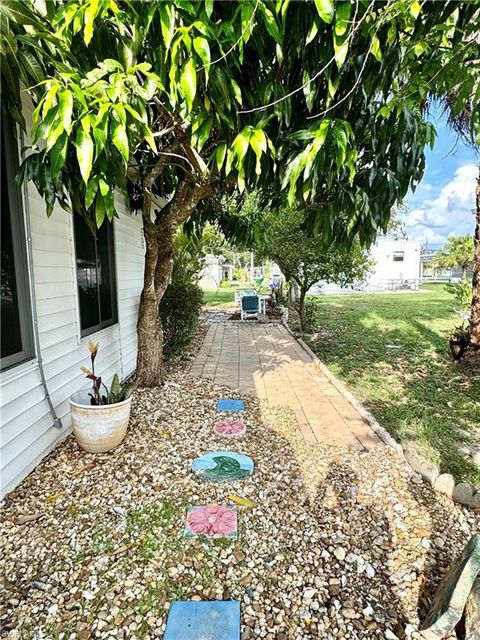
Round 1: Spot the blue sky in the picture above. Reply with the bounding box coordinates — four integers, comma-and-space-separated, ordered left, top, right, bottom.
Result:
405, 106, 478, 248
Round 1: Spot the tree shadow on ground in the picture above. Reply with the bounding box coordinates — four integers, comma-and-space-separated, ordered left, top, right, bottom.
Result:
404, 472, 477, 639
310, 460, 409, 637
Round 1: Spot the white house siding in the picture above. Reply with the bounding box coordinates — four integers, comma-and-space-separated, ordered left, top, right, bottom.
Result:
0, 180, 144, 498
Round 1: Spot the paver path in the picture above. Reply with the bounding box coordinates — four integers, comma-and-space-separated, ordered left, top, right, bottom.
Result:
190, 323, 383, 450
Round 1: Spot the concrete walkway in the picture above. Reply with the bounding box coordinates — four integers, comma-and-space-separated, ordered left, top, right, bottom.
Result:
190, 323, 383, 450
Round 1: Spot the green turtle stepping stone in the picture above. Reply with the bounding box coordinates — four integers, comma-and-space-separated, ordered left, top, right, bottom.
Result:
192, 451, 254, 483
420, 534, 480, 638
183, 505, 237, 539
164, 600, 240, 640
217, 399, 245, 412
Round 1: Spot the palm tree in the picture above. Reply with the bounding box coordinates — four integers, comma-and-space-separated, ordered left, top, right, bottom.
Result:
435, 236, 475, 279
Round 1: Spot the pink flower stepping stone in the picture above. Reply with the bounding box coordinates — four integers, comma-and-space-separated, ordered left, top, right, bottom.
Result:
214, 419, 246, 437
184, 505, 237, 539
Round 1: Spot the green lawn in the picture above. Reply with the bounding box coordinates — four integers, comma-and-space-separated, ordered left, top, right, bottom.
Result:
306, 288, 480, 484
202, 288, 235, 307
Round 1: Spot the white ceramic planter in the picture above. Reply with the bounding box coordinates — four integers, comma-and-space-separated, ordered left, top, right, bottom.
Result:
70, 390, 132, 453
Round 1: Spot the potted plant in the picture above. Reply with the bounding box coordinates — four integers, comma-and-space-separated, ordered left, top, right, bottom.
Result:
449, 323, 470, 361
70, 341, 133, 452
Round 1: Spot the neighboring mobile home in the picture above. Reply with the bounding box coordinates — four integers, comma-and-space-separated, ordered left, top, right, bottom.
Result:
309, 238, 421, 295
0, 108, 144, 498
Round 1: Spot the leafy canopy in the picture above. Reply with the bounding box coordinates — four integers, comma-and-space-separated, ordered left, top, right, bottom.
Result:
256, 206, 372, 294
1, 0, 478, 243
435, 236, 475, 272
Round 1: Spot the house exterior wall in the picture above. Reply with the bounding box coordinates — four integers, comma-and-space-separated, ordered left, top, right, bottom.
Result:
0, 110, 144, 498
368, 239, 421, 284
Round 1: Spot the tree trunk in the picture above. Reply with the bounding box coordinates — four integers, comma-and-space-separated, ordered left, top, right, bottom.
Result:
135, 177, 212, 386
470, 166, 480, 348
298, 288, 307, 333
136, 210, 164, 387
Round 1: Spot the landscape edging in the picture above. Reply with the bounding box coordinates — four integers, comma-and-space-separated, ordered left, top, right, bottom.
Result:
281, 316, 480, 511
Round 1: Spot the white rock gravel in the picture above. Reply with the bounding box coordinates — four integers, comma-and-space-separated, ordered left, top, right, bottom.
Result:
1, 324, 479, 639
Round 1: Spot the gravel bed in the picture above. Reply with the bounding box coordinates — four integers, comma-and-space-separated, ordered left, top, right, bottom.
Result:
1, 326, 479, 639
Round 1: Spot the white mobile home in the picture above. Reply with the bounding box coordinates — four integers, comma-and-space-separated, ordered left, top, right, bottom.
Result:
0, 109, 144, 498
309, 238, 421, 295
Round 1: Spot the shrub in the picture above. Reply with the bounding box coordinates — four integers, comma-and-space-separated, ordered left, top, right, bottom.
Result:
220, 278, 231, 288
445, 280, 472, 311
160, 281, 204, 356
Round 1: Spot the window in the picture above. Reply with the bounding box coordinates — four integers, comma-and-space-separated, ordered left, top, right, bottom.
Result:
1, 116, 35, 370
74, 215, 117, 336
393, 251, 405, 262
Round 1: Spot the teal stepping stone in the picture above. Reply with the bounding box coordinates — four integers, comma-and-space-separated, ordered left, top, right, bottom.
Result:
217, 399, 245, 412
192, 451, 254, 483
164, 601, 240, 640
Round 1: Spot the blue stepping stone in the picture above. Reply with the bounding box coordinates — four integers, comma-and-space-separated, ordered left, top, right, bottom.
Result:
216, 399, 245, 412
164, 600, 240, 640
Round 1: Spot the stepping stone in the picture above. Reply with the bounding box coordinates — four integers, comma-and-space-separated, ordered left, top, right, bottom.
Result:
420, 534, 480, 638
184, 505, 237, 539
165, 600, 240, 640
214, 419, 246, 437
216, 399, 245, 412
192, 451, 254, 483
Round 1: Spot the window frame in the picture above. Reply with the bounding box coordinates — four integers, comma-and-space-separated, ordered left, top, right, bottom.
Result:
1, 118, 35, 371
392, 251, 405, 262
73, 215, 118, 339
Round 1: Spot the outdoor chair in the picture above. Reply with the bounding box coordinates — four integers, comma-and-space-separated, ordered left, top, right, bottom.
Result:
241, 294, 259, 321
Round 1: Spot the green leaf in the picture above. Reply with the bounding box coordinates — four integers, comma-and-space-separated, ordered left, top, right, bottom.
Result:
112, 121, 129, 162
180, 58, 196, 111
84, 0, 99, 45
250, 129, 267, 176
85, 176, 99, 209
193, 36, 210, 69
306, 18, 319, 45
46, 123, 65, 153
259, 5, 281, 43
250, 129, 267, 160
410, 1, 421, 19
159, 2, 175, 50
59, 89, 74, 133
334, 32, 349, 69
335, 2, 351, 37
233, 129, 251, 165
50, 132, 68, 177
75, 126, 94, 183
231, 78, 242, 105
95, 193, 106, 227
215, 142, 227, 171
314, 0, 334, 24
205, 0, 214, 18
99, 177, 109, 196
370, 35, 382, 62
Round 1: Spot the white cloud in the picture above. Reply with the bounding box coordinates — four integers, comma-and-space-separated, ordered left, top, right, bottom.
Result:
405, 163, 478, 246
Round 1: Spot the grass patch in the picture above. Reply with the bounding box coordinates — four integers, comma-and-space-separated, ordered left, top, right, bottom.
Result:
202, 288, 235, 307
306, 288, 480, 484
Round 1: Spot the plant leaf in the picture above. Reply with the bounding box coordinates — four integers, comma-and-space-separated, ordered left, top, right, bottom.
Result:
112, 121, 129, 162
75, 126, 94, 183
314, 0, 334, 24
180, 58, 196, 111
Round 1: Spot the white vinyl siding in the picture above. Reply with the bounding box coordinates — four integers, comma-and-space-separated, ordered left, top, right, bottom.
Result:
0, 187, 144, 497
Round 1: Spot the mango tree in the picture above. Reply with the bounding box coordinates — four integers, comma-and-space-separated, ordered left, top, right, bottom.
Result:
1, 0, 478, 384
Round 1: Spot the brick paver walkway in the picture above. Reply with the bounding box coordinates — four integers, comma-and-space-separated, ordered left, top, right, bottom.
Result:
190, 323, 383, 450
